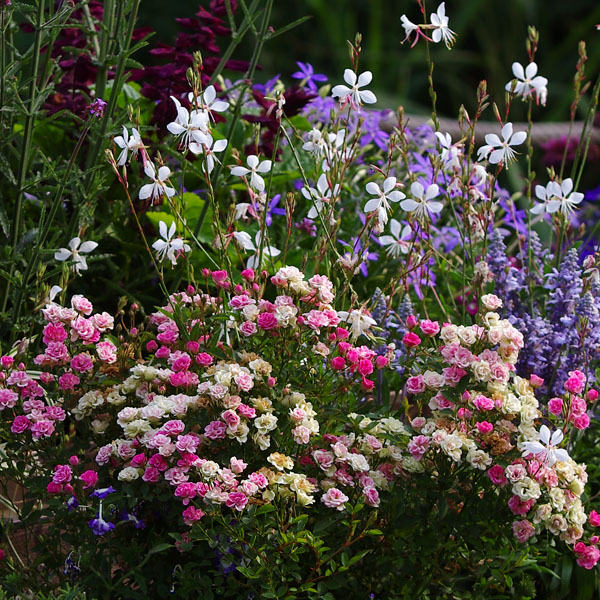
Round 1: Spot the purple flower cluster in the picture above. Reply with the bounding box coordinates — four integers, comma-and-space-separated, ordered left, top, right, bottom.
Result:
488, 230, 600, 394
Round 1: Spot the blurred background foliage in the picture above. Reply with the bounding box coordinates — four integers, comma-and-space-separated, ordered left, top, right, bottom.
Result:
138, 0, 600, 121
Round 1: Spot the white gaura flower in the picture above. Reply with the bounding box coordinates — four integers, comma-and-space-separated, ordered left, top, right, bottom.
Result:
55, 237, 98, 274
378, 219, 412, 258
430, 2, 456, 48
331, 69, 377, 107
505, 62, 548, 106
233, 231, 280, 270
531, 182, 555, 215
139, 161, 176, 203
532, 179, 583, 216
546, 178, 583, 215
337, 309, 377, 340
476, 122, 527, 166
167, 96, 211, 149
302, 173, 340, 219
189, 135, 228, 174
322, 129, 347, 172
152, 221, 191, 266
519, 424, 570, 467
400, 14, 420, 46
364, 177, 405, 226
435, 131, 461, 169
400, 182, 443, 219
188, 85, 230, 119
231, 155, 272, 192
114, 126, 144, 166
303, 128, 326, 156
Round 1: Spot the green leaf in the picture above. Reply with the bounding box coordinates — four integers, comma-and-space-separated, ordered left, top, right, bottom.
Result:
147, 542, 172, 556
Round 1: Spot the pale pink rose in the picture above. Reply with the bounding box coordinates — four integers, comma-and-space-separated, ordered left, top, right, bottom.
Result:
321, 487, 349, 510
239, 321, 257, 337
406, 375, 425, 394
249, 472, 268, 488
292, 425, 311, 444
481, 294, 502, 310
363, 486, 380, 507
420, 319, 440, 336
512, 519, 535, 543
71, 295, 93, 315
230, 457, 248, 474
96, 341, 117, 364
92, 312, 114, 332
235, 372, 254, 392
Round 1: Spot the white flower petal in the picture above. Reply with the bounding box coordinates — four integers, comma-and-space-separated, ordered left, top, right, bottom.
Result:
78, 241, 98, 254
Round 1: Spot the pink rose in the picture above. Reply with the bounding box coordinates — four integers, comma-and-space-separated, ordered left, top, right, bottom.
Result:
142, 467, 161, 483
92, 312, 114, 332
257, 312, 278, 330
476, 421, 493, 434
70, 353, 94, 373
237, 403, 256, 419
96, 341, 117, 364
402, 332, 421, 348
182, 506, 204, 525
487, 465, 507, 486
508, 495, 533, 516
71, 294, 93, 315
11, 415, 31, 434
576, 545, 600, 570
226, 492, 248, 511
565, 375, 585, 395
204, 420, 227, 440
175, 482, 198, 505
406, 375, 425, 394
589, 510, 600, 527
0, 389, 18, 410
321, 488, 349, 511
52, 464, 72, 484
420, 319, 440, 336
406, 315, 418, 329
80, 470, 99, 489
363, 486, 380, 507
572, 413, 590, 430
196, 352, 213, 366
473, 395, 494, 411
239, 321, 257, 337
548, 397, 563, 416
512, 520, 535, 543
42, 323, 67, 344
